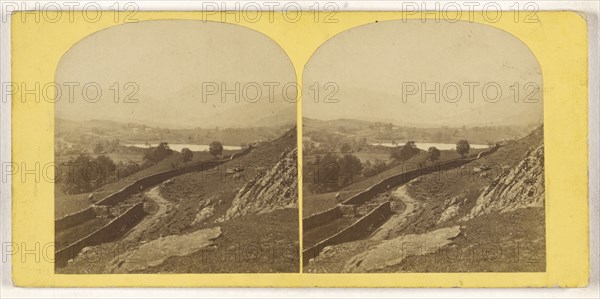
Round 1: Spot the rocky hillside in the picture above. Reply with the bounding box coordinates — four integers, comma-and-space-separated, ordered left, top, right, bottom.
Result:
58, 127, 300, 274
220, 148, 298, 221
305, 126, 546, 273
463, 143, 544, 220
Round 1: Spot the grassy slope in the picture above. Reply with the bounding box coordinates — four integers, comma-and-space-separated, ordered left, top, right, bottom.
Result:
142, 208, 299, 273
306, 127, 545, 273
142, 130, 297, 239
385, 207, 546, 272
385, 127, 546, 272
403, 127, 544, 235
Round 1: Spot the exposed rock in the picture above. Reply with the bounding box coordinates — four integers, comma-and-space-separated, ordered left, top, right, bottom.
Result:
343, 226, 462, 272
110, 227, 221, 273
462, 144, 544, 221
192, 206, 215, 225
220, 148, 298, 221
437, 205, 460, 224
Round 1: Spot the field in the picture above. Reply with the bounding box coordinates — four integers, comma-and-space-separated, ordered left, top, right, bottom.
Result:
386, 207, 546, 272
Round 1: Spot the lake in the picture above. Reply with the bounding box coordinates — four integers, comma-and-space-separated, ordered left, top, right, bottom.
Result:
370, 142, 489, 151
126, 143, 243, 152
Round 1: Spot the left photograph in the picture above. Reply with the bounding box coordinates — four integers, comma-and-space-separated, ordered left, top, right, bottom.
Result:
53, 20, 299, 273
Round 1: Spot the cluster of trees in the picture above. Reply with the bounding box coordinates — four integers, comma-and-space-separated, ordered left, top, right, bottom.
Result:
173, 140, 222, 168
390, 141, 420, 161
60, 154, 118, 195
61, 142, 175, 195
303, 131, 368, 155
59, 139, 231, 195
60, 153, 150, 195
303, 138, 473, 194
143, 142, 173, 163
362, 159, 388, 177
307, 153, 363, 193
389, 139, 471, 162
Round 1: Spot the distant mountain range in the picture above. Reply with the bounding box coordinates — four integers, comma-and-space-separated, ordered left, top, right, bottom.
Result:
302, 117, 540, 144
55, 117, 294, 147
302, 87, 543, 128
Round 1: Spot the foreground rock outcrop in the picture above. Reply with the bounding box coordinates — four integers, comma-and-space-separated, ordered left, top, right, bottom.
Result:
220, 148, 298, 221
463, 144, 545, 220
109, 227, 221, 273
343, 226, 462, 272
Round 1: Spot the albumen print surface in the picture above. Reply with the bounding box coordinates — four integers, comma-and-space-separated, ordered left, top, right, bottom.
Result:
10, 11, 588, 287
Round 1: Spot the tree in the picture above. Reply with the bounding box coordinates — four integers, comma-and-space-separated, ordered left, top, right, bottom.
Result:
337, 154, 363, 186
362, 159, 387, 177
209, 141, 223, 159
428, 146, 440, 161
155, 142, 171, 159
180, 148, 193, 163
60, 154, 117, 194
456, 139, 471, 158
93, 155, 117, 187
390, 141, 419, 161
61, 154, 94, 195
143, 142, 172, 163
312, 152, 339, 192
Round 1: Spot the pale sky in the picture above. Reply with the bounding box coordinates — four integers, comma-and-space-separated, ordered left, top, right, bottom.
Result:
55, 20, 296, 129
303, 20, 543, 127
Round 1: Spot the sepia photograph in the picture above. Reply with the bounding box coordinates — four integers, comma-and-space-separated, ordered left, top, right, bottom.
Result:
53, 20, 299, 273
302, 20, 545, 273
4, 4, 593, 292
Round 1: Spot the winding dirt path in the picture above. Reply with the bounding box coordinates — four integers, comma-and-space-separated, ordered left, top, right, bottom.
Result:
122, 185, 172, 242
370, 185, 420, 241
108, 184, 223, 273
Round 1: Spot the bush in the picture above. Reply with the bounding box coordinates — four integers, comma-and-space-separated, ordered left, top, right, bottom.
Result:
428, 146, 440, 161
456, 140, 470, 158
209, 141, 224, 159
180, 148, 193, 163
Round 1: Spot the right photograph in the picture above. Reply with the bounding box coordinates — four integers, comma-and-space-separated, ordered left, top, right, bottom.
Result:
302, 20, 545, 273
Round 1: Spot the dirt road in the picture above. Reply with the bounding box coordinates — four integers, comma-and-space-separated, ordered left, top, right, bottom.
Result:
121, 185, 171, 242
370, 185, 420, 241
